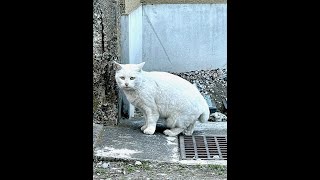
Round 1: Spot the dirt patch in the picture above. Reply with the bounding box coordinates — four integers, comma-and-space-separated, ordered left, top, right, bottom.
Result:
93, 160, 227, 180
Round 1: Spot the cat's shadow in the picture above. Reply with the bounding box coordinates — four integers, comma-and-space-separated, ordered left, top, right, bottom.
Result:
124, 118, 168, 134
134, 123, 167, 133
155, 124, 167, 133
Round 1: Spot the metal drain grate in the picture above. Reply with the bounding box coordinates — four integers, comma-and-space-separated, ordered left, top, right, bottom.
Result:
179, 135, 227, 160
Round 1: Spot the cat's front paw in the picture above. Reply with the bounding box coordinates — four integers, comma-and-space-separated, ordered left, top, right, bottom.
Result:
141, 124, 147, 131
143, 127, 156, 135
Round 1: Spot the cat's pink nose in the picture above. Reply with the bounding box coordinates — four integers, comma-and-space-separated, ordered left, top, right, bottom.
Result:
125, 83, 128, 86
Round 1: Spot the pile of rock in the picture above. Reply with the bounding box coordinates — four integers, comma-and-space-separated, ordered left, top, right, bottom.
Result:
170, 68, 227, 122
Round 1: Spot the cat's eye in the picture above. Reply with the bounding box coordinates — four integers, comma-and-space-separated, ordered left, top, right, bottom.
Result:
120, 76, 125, 80
130, 77, 135, 80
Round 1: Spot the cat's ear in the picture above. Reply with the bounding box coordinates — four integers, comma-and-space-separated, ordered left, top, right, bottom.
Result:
136, 62, 145, 72
113, 61, 122, 71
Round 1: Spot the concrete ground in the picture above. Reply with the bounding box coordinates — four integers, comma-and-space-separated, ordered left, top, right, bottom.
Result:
93, 118, 227, 166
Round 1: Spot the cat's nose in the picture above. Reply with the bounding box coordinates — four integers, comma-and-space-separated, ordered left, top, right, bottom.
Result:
125, 83, 128, 86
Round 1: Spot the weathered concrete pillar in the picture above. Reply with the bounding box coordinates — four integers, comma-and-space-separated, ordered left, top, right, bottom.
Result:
93, 0, 122, 126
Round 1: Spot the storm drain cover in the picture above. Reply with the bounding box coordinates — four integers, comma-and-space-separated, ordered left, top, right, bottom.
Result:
179, 135, 227, 160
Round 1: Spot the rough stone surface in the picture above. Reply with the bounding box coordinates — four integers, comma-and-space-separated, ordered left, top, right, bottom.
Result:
93, 0, 121, 126
170, 68, 227, 121
94, 123, 180, 163
93, 118, 227, 179
142, 0, 227, 4
93, 123, 103, 147
94, 118, 226, 163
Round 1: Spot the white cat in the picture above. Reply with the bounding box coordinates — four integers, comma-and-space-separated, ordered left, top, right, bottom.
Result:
114, 61, 209, 136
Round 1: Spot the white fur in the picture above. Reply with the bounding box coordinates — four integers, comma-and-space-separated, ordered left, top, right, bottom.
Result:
114, 62, 209, 136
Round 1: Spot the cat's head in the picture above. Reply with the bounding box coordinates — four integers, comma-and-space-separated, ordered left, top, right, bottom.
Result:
114, 61, 145, 90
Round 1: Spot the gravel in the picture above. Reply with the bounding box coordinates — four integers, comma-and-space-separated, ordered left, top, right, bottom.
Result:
93, 160, 227, 180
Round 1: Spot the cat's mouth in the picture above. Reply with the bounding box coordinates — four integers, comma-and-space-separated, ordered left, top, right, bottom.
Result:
123, 86, 132, 90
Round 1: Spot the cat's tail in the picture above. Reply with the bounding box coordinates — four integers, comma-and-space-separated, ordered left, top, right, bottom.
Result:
199, 108, 210, 123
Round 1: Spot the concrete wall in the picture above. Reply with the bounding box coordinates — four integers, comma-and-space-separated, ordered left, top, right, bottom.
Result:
121, 6, 143, 65
120, 6, 143, 118
142, 4, 227, 72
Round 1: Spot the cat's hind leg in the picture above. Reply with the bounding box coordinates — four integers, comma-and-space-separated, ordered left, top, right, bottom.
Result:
163, 115, 185, 136
163, 115, 197, 136
163, 128, 184, 136
183, 120, 196, 136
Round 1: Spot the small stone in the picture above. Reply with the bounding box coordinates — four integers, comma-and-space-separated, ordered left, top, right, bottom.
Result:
102, 162, 110, 168
116, 170, 122, 173
157, 173, 167, 176
213, 155, 220, 159
212, 112, 227, 122
135, 161, 142, 165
